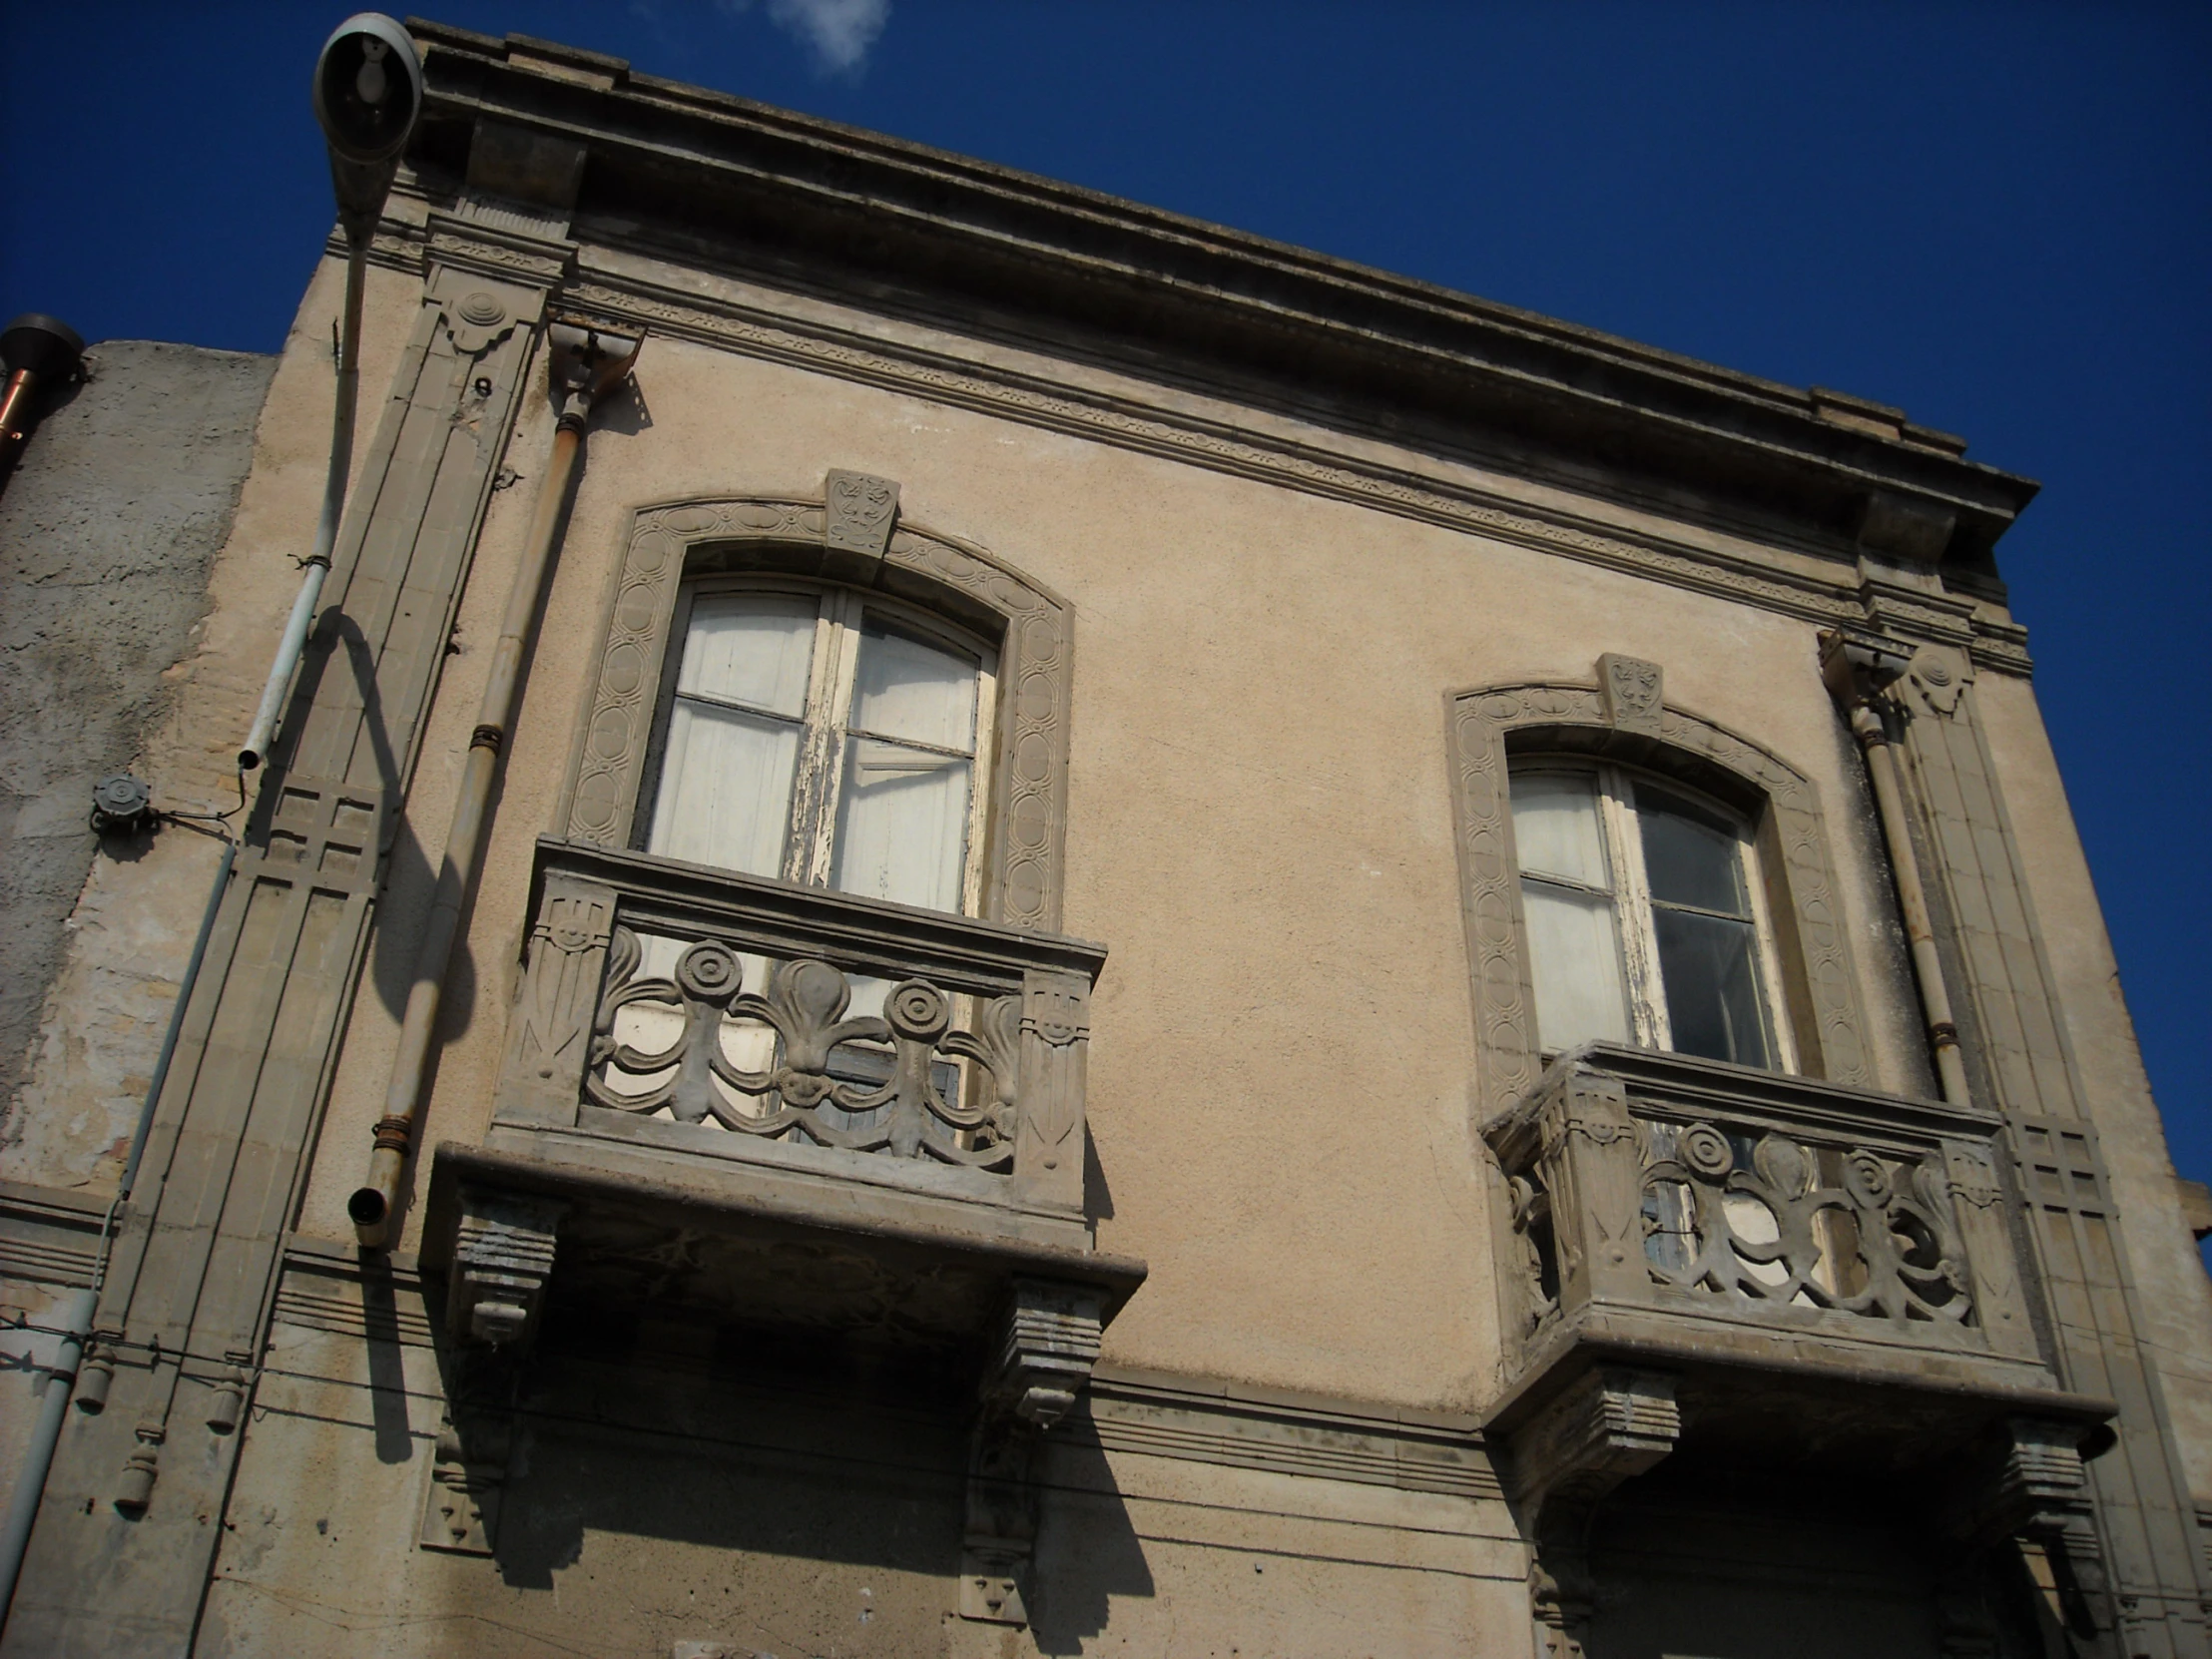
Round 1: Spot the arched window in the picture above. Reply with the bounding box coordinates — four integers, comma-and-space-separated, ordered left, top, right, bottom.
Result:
1509, 761, 1795, 1071
565, 492, 1075, 936
635, 578, 997, 915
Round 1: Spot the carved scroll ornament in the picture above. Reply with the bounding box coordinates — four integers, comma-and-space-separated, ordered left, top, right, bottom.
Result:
1643, 1122, 1972, 1326
586, 931, 1021, 1170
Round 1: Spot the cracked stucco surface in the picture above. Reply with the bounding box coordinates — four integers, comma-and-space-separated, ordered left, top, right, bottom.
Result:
0, 338, 274, 1163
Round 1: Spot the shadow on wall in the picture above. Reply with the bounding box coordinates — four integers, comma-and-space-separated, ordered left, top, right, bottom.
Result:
401, 1319, 1157, 1654
1030, 1434, 1158, 1656
1582, 1464, 2064, 1659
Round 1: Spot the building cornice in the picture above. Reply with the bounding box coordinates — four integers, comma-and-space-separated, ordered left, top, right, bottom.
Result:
401, 19, 2039, 578
341, 203, 2032, 676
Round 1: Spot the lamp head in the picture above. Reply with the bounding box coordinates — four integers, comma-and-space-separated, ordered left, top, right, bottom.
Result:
1, 314, 85, 383
312, 14, 423, 239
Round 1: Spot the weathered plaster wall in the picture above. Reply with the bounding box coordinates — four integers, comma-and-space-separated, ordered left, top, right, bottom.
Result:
0, 341, 274, 1121
291, 253, 1936, 1418
0, 243, 422, 1198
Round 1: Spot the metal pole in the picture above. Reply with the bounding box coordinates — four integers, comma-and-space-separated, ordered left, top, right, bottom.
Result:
0, 369, 38, 448
0, 1289, 92, 1632
350, 321, 641, 1245
239, 237, 367, 773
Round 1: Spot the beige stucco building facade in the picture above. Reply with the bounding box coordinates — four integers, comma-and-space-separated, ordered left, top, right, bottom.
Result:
3, 20, 2209, 1657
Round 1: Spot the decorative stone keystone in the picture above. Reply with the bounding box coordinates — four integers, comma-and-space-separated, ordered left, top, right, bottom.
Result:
825, 469, 899, 560
1596, 653, 1663, 732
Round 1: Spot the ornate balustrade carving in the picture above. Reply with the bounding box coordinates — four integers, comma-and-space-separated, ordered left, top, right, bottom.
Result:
1642, 1120, 1971, 1325
1485, 1045, 2041, 1371
491, 837, 1106, 1216
587, 940, 1023, 1169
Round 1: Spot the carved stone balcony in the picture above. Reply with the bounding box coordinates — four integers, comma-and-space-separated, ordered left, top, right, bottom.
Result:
1485, 1044, 2108, 1437
419, 836, 1143, 1357
1481, 1047, 2114, 1649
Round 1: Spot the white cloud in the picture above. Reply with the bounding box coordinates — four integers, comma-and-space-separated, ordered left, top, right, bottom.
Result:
720, 0, 891, 73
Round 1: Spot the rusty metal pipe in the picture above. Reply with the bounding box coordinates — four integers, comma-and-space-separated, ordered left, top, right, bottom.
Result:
1822, 633, 1972, 1106
350, 321, 640, 1246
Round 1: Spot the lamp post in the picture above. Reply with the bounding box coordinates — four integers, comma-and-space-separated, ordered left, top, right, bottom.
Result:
238, 13, 423, 773
0, 17, 425, 1635
0, 314, 85, 493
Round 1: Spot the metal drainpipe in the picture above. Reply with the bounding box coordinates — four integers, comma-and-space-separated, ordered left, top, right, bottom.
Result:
0, 1288, 90, 1631
1820, 631, 1973, 1106
239, 237, 368, 773
349, 320, 642, 1246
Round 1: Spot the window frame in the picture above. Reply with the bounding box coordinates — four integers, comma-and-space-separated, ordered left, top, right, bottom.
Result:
633, 573, 1002, 917
566, 496, 1072, 937
1444, 678, 1881, 1118
1511, 759, 1799, 1072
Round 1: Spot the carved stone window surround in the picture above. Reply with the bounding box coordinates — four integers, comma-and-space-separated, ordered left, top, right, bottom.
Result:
1448, 676, 1878, 1125
562, 491, 1074, 934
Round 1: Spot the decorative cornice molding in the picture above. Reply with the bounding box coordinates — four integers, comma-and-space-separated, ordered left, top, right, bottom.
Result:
321, 191, 2035, 676
405, 17, 2040, 580
550, 265, 2032, 672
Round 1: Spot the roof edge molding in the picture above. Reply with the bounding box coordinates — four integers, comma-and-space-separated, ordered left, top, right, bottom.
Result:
401, 18, 2039, 569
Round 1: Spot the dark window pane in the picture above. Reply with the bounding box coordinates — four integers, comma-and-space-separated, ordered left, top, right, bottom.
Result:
1636, 786, 1747, 914
1652, 908, 1771, 1067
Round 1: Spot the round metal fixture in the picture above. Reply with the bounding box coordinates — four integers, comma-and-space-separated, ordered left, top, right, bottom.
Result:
1, 314, 84, 381
92, 774, 156, 836
312, 13, 422, 165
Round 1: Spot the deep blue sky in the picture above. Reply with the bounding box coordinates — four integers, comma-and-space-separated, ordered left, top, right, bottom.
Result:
5, 4, 2208, 1214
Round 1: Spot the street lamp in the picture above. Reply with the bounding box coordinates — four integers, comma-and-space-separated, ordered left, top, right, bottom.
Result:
0, 314, 85, 490
239, 14, 423, 773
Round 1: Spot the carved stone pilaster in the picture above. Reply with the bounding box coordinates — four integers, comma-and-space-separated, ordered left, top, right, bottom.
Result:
1517, 1063, 1647, 1312
494, 872, 617, 1129
1015, 969, 1089, 1211
1903, 643, 1973, 719
447, 1190, 566, 1350
960, 1280, 1106, 1626
1940, 1138, 2041, 1361
1506, 1368, 1681, 1659
1595, 653, 1663, 732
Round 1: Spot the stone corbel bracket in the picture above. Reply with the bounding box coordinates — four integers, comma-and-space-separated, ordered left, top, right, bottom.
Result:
446, 1188, 567, 1351
1944, 1416, 2118, 1647
1505, 1367, 1681, 1659
960, 1279, 1107, 1626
